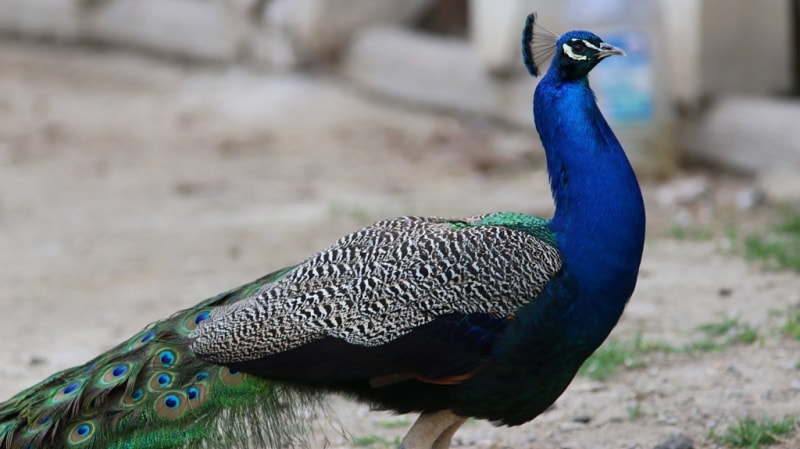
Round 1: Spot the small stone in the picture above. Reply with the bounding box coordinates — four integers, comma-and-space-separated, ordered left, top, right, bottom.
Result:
572, 414, 592, 424
28, 355, 47, 366
657, 413, 678, 425
725, 364, 742, 375
450, 436, 469, 446
656, 176, 710, 206
759, 169, 800, 204
558, 422, 585, 432
653, 434, 694, 449
789, 379, 800, 391
671, 208, 694, 227
473, 438, 496, 448
570, 380, 607, 393
227, 245, 242, 260
735, 187, 764, 210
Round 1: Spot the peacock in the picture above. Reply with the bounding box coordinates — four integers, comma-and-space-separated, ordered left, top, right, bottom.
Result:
0, 13, 645, 449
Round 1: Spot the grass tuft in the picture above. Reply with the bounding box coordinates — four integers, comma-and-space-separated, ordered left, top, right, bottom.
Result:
710, 417, 797, 448
742, 211, 800, 272
685, 316, 758, 353
580, 339, 638, 381
581, 317, 760, 382
626, 403, 645, 420
781, 306, 800, 340
351, 434, 400, 448
580, 335, 674, 381
668, 225, 714, 241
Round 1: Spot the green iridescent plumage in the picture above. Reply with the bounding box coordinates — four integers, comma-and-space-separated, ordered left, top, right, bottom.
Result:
0, 268, 325, 449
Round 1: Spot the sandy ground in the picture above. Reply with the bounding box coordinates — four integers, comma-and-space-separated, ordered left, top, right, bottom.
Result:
1, 40, 799, 449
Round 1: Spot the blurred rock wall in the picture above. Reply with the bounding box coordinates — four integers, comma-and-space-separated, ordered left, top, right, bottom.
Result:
0, 0, 432, 66
0, 0, 796, 176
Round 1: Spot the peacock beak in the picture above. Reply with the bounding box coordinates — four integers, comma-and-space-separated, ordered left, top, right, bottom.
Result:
597, 42, 626, 58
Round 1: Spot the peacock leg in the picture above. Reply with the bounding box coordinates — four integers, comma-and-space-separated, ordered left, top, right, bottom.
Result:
430, 415, 467, 449
398, 410, 466, 449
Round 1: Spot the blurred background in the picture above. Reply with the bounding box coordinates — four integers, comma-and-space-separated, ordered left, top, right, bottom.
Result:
2, 0, 800, 448
2, 0, 798, 175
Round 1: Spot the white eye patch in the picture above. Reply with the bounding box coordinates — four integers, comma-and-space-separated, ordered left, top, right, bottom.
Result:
562, 43, 587, 61
562, 39, 603, 61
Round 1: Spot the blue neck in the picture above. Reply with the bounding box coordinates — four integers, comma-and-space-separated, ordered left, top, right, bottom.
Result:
535, 74, 646, 337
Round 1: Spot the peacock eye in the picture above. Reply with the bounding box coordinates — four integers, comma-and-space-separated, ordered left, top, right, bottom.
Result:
570, 40, 587, 54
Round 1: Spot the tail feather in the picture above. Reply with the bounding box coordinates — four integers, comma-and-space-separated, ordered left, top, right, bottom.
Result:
0, 266, 327, 449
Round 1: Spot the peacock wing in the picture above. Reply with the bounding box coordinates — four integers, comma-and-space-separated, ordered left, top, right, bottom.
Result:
191, 214, 562, 383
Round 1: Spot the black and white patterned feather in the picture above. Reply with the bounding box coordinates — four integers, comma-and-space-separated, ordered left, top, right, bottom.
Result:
191, 215, 562, 364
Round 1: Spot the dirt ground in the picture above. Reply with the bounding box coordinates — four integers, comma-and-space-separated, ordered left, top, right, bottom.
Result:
1, 40, 799, 449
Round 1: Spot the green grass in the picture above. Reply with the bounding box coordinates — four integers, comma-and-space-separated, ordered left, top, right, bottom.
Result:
351, 435, 400, 448
699, 316, 758, 343
626, 403, 645, 420
711, 417, 797, 448
579, 335, 673, 381
742, 211, 800, 272
781, 306, 800, 340
685, 316, 758, 353
579, 339, 639, 381
668, 225, 715, 241
580, 317, 760, 382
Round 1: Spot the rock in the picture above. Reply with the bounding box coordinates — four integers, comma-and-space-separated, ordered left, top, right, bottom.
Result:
342, 26, 534, 128
698, 1, 792, 97
272, 0, 432, 62
0, 0, 83, 39
655, 176, 711, 206
758, 170, 800, 204
83, 0, 246, 61
657, 412, 679, 425
467, 0, 521, 75
572, 414, 592, 424
248, 2, 298, 70
735, 187, 764, 210
653, 434, 694, 449
686, 97, 800, 174
27, 355, 47, 366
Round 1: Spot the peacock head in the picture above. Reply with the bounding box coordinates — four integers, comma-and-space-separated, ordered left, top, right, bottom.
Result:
522, 13, 625, 80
